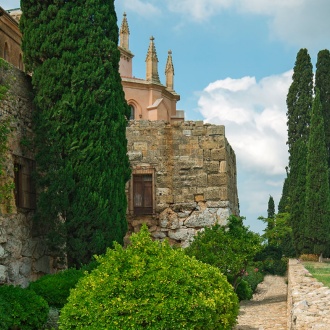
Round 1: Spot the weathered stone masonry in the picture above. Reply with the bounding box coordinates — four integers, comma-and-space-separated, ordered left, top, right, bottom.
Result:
0, 63, 57, 287
126, 120, 239, 247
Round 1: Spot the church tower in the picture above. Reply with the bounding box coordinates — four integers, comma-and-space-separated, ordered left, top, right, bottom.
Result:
145, 36, 160, 83
118, 13, 134, 78
165, 50, 174, 91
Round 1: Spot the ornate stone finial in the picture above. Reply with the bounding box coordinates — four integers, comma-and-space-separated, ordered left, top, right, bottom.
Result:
120, 12, 130, 50
165, 50, 174, 91
145, 36, 160, 83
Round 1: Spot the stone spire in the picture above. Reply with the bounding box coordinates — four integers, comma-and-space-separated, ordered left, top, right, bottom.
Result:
119, 12, 130, 50
145, 36, 160, 83
165, 50, 174, 91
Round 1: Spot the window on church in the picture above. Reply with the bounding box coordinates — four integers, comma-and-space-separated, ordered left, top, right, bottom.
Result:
130, 105, 135, 120
14, 157, 36, 210
133, 174, 153, 215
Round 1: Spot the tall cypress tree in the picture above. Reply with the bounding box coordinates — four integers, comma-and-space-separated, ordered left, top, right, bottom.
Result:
286, 48, 313, 255
267, 195, 275, 245
304, 90, 330, 254
278, 174, 289, 214
20, 1, 131, 267
315, 49, 330, 178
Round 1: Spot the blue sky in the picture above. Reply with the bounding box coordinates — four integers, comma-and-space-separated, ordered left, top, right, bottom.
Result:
3, 0, 330, 234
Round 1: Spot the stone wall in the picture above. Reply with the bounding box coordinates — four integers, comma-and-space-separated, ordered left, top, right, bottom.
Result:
126, 120, 239, 247
287, 259, 330, 329
0, 62, 57, 287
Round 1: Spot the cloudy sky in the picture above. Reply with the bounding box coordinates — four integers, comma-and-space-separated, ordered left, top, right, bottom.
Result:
3, 0, 330, 233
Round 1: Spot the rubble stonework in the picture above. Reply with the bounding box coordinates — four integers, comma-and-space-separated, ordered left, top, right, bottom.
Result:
126, 120, 239, 247
0, 63, 57, 287
287, 259, 330, 329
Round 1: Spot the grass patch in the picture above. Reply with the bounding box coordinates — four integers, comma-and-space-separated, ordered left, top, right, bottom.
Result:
303, 261, 330, 287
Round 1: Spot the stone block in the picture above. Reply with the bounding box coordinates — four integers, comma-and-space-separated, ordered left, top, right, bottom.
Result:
204, 187, 221, 200
200, 138, 222, 150
127, 151, 143, 161
216, 208, 230, 224
207, 125, 225, 136
168, 228, 194, 241
211, 148, 226, 161
20, 257, 32, 277
133, 142, 148, 151
34, 255, 50, 274
0, 245, 7, 259
220, 187, 228, 200
194, 194, 204, 202
219, 161, 227, 173
184, 210, 217, 228
205, 161, 219, 173
0, 227, 7, 243
208, 173, 227, 186
0, 265, 7, 284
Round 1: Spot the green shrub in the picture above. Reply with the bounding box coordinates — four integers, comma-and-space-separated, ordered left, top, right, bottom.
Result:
235, 279, 253, 301
185, 216, 262, 291
0, 285, 49, 330
28, 261, 98, 309
59, 224, 239, 329
243, 266, 264, 292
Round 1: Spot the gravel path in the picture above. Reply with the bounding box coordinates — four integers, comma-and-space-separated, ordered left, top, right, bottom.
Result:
234, 275, 288, 330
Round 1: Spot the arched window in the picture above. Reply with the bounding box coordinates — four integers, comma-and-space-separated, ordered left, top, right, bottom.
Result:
4, 43, 9, 61
129, 105, 135, 120
18, 53, 23, 70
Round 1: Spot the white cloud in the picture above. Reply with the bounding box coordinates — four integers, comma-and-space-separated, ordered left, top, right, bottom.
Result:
238, 0, 330, 50
165, 0, 330, 51
198, 71, 292, 176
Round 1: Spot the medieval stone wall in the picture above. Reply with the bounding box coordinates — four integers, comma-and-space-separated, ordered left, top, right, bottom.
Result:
126, 120, 239, 247
0, 62, 56, 287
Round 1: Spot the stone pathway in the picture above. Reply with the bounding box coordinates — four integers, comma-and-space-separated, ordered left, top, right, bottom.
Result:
234, 275, 288, 330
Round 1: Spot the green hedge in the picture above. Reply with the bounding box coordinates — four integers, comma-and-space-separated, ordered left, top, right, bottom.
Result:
0, 285, 49, 330
28, 261, 99, 308
59, 225, 239, 329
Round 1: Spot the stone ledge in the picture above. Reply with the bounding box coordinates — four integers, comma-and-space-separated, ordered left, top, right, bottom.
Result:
287, 259, 330, 329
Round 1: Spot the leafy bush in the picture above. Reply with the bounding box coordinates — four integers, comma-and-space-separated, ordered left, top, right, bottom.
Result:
300, 254, 319, 261
0, 285, 49, 330
243, 266, 264, 293
235, 279, 253, 301
28, 261, 98, 308
59, 224, 239, 329
254, 245, 288, 276
185, 215, 262, 290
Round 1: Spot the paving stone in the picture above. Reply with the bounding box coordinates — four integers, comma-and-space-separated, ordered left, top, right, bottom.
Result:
234, 275, 288, 330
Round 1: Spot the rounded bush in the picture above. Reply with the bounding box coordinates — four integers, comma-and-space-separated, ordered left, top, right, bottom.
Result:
0, 285, 49, 330
28, 260, 99, 308
28, 268, 85, 308
235, 280, 253, 301
59, 225, 239, 329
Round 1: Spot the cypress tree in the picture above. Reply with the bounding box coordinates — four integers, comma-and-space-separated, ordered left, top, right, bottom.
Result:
304, 90, 330, 254
20, 1, 130, 267
286, 48, 313, 255
315, 50, 330, 178
278, 174, 289, 214
267, 195, 275, 219
267, 195, 275, 245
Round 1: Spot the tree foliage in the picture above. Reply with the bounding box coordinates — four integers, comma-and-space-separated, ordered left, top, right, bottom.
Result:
185, 215, 262, 290
286, 48, 313, 255
315, 49, 330, 176
20, 1, 130, 266
304, 90, 330, 254
59, 225, 239, 330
